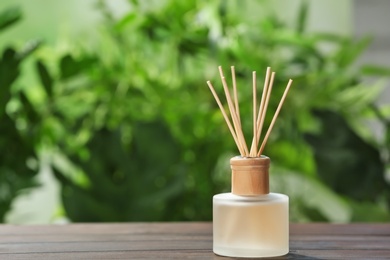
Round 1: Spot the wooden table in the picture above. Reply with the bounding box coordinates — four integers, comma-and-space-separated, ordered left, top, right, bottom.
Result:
0, 223, 389, 259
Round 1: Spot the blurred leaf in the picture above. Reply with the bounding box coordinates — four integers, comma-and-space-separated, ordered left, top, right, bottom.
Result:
55, 121, 186, 221
361, 65, 390, 76
19, 92, 39, 124
115, 13, 137, 31
336, 36, 372, 67
349, 199, 390, 222
312, 33, 348, 43
59, 54, 96, 80
305, 110, 388, 201
336, 81, 384, 111
36, 60, 53, 98
0, 114, 38, 222
17, 40, 41, 60
0, 6, 21, 32
296, 0, 308, 34
0, 48, 19, 114
0, 5, 41, 223
271, 167, 351, 222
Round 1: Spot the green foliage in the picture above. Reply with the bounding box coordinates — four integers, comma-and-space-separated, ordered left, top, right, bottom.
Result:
0, 6, 40, 221
305, 110, 388, 201
53, 122, 187, 221
2, 0, 390, 222
271, 167, 352, 222
36, 61, 54, 99
0, 6, 21, 32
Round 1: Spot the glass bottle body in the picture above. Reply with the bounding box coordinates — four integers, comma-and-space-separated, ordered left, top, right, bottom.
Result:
213, 192, 289, 258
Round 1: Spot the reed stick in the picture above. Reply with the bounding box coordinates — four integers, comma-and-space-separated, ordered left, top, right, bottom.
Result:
231, 66, 241, 126
250, 67, 271, 155
256, 71, 275, 143
207, 81, 244, 156
250, 71, 257, 157
207, 66, 293, 159
257, 79, 293, 156
218, 66, 249, 156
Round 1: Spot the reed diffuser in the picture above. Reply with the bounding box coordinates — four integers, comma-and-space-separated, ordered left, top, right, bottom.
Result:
207, 66, 293, 258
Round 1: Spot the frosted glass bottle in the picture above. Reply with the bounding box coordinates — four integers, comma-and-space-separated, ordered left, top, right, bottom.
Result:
213, 156, 289, 258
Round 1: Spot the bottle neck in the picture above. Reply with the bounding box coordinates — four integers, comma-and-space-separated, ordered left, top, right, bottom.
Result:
230, 156, 270, 195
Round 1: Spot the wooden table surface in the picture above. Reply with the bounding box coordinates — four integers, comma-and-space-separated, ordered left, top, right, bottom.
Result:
0, 223, 389, 259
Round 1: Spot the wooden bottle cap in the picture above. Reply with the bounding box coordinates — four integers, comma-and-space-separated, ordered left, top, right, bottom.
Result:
230, 156, 270, 195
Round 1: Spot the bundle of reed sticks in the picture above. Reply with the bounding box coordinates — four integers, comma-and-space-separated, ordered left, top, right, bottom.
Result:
207, 66, 293, 157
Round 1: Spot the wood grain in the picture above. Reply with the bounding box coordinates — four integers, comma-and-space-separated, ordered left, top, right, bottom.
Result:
0, 223, 389, 259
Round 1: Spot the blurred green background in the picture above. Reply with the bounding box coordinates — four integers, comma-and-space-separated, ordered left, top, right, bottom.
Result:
1, 0, 389, 224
